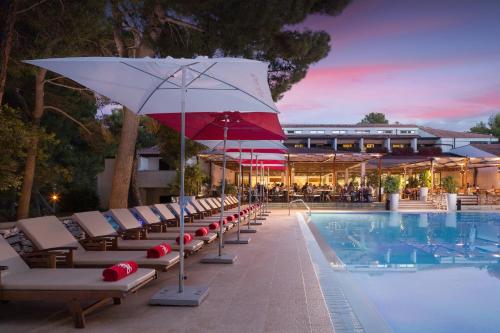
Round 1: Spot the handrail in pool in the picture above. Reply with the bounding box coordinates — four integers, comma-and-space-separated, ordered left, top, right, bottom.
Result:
288, 199, 311, 216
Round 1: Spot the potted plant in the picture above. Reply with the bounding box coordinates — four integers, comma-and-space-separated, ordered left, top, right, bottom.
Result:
418, 170, 432, 202
383, 175, 401, 211
442, 175, 458, 211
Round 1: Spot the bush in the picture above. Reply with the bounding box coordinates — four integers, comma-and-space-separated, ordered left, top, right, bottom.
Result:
383, 175, 401, 194
418, 170, 432, 188
442, 176, 458, 194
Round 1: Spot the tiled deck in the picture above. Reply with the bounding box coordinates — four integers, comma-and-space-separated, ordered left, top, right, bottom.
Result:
0, 211, 333, 333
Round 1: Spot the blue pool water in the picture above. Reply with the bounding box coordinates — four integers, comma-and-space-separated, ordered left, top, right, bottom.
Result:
311, 212, 500, 333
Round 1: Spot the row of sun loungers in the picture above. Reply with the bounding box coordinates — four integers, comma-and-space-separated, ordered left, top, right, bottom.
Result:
0, 196, 263, 328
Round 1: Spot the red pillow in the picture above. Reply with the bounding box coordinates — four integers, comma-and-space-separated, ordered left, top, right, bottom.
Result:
222, 218, 228, 225
103, 261, 138, 281
196, 227, 209, 236
227, 215, 235, 222
209, 222, 219, 230
239, 211, 245, 216
147, 243, 171, 258
176, 233, 193, 245
233, 213, 239, 219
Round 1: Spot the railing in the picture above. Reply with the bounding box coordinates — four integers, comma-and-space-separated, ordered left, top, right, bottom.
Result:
430, 193, 448, 210
288, 199, 312, 216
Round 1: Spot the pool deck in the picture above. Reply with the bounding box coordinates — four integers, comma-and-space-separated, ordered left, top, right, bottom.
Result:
0, 210, 333, 333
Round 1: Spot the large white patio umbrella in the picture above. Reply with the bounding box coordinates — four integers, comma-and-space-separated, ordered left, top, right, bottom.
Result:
25, 56, 283, 305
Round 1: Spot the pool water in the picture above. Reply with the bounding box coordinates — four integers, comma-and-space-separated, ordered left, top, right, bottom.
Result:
311, 212, 500, 333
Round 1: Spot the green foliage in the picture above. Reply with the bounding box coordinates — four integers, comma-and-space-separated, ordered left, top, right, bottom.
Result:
158, 126, 205, 170
0, 106, 31, 190
383, 175, 401, 194
442, 176, 458, 194
366, 171, 380, 187
418, 170, 432, 188
407, 176, 419, 188
470, 113, 500, 139
167, 164, 206, 196
217, 182, 238, 196
360, 112, 389, 124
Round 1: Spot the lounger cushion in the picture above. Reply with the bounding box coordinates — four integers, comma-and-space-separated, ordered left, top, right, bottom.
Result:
17, 216, 84, 251
73, 250, 179, 267
116, 239, 199, 252
153, 204, 176, 221
147, 243, 171, 258
1, 268, 155, 291
73, 211, 117, 237
135, 206, 161, 225
108, 209, 142, 230
103, 261, 138, 281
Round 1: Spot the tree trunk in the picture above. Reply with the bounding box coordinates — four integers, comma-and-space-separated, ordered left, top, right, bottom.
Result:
108, 107, 139, 208
17, 69, 47, 219
0, 0, 18, 105
128, 152, 143, 207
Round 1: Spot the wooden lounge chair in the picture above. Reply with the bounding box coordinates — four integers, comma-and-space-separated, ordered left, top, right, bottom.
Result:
107, 209, 204, 254
190, 200, 212, 217
0, 236, 156, 328
17, 216, 179, 271
198, 198, 218, 214
133, 206, 217, 243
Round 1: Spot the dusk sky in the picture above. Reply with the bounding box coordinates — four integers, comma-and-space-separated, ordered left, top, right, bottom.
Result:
277, 0, 500, 130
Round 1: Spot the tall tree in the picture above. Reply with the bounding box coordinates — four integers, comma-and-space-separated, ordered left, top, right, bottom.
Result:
360, 112, 389, 124
0, 0, 18, 105
9, 0, 109, 218
470, 113, 500, 139
107, 0, 351, 208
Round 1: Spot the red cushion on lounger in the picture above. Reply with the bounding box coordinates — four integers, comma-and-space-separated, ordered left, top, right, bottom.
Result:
146, 243, 171, 258
239, 211, 245, 216
103, 261, 138, 281
227, 215, 235, 222
209, 222, 219, 230
233, 213, 239, 219
176, 233, 193, 245
196, 227, 209, 236
222, 218, 228, 225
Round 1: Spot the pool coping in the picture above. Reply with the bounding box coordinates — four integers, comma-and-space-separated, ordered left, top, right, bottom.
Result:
297, 212, 394, 333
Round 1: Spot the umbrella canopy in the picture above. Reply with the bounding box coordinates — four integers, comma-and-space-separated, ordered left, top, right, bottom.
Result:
199, 140, 287, 153
25, 57, 277, 114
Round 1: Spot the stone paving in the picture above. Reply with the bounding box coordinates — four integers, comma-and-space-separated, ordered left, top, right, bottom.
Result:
0, 211, 333, 333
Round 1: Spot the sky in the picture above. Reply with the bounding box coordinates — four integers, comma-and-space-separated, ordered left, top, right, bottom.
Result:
276, 0, 500, 130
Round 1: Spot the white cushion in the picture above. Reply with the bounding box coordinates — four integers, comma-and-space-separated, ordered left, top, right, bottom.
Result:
134, 206, 161, 225
108, 209, 142, 230
73, 211, 116, 237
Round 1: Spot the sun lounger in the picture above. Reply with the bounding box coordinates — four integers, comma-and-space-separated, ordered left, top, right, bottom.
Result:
133, 206, 217, 243
108, 209, 204, 254
198, 198, 218, 214
17, 216, 179, 271
190, 200, 212, 216
0, 236, 156, 328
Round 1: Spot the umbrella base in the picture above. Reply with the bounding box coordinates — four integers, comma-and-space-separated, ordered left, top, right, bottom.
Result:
250, 221, 264, 225
149, 285, 209, 307
260, 213, 269, 217
201, 253, 238, 264
225, 237, 251, 244
240, 228, 257, 233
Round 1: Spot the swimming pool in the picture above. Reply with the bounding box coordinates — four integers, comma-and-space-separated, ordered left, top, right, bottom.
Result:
309, 212, 500, 333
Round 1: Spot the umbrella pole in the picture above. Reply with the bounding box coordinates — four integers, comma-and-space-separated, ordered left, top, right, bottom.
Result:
149, 66, 209, 307
240, 150, 256, 234
178, 66, 186, 293
201, 118, 237, 263
219, 122, 228, 257
237, 142, 242, 240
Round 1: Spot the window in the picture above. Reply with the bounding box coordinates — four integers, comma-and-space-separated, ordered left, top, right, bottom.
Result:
355, 130, 370, 134
287, 130, 302, 134
332, 130, 347, 134
309, 130, 325, 134
377, 130, 393, 134
392, 144, 405, 148
294, 144, 304, 148
342, 144, 353, 148
400, 130, 415, 134
366, 143, 375, 148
